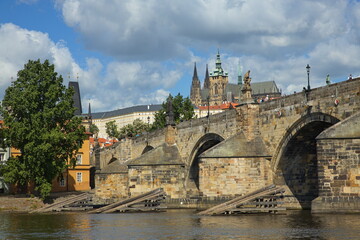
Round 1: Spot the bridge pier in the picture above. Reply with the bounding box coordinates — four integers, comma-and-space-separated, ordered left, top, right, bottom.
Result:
312, 111, 360, 213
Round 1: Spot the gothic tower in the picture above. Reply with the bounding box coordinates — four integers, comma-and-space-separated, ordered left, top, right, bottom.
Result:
203, 64, 210, 89
208, 50, 228, 105
190, 62, 202, 106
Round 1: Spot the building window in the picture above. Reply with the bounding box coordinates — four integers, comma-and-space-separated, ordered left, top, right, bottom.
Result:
59, 178, 66, 187
0, 153, 4, 162
76, 154, 82, 165
76, 172, 82, 183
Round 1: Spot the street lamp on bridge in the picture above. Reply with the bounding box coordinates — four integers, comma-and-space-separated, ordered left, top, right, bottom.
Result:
306, 64, 311, 91
207, 96, 210, 118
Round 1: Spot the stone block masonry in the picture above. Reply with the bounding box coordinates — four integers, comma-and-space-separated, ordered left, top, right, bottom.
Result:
128, 165, 186, 199
199, 157, 271, 197
317, 139, 360, 197
95, 173, 129, 200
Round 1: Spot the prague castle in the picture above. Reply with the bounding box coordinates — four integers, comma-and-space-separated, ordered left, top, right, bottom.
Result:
190, 51, 281, 106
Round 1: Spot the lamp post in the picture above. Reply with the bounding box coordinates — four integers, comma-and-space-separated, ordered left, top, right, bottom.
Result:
207, 96, 210, 118
146, 116, 150, 145
306, 64, 311, 91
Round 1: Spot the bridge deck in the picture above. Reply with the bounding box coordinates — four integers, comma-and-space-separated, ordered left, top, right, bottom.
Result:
197, 185, 285, 215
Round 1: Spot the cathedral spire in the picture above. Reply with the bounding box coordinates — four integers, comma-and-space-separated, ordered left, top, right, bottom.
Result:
88, 101, 92, 125
88, 102, 92, 118
193, 62, 198, 80
203, 64, 210, 89
213, 49, 224, 76
190, 62, 201, 106
191, 62, 200, 85
216, 49, 221, 69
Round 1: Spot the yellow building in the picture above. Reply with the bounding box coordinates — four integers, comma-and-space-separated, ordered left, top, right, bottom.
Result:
52, 132, 92, 192
9, 131, 92, 193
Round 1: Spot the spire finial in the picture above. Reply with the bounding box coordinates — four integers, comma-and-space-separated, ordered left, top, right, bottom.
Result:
203, 64, 210, 89
192, 62, 199, 80
215, 49, 222, 72
88, 100, 92, 117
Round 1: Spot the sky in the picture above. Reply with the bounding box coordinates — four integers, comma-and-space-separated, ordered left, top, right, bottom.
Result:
1, 0, 360, 113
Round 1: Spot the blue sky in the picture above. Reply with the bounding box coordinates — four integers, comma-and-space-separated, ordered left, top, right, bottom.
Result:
1, 0, 360, 112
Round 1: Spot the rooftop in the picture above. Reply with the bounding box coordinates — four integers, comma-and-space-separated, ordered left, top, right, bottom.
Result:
91, 104, 163, 120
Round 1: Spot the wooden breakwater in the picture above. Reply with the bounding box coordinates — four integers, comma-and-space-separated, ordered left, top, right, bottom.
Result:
198, 185, 286, 215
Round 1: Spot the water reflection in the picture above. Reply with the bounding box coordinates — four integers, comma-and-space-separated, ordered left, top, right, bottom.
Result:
0, 210, 360, 239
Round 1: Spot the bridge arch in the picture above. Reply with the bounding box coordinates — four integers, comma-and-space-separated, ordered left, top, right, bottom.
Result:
186, 133, 225, 196
272, 112, 339, 208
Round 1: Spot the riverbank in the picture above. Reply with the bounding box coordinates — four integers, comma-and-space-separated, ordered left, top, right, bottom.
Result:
0, 192, 88, 212
0, 195, 44, 212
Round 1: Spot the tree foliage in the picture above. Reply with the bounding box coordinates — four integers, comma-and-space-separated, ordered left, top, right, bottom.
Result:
0, 59, 86, 198
105, 119, 149, 139
120, 119, 149, 138
105, 120, 120, 139
89, 124, 99, 136
151, 93, 195, 130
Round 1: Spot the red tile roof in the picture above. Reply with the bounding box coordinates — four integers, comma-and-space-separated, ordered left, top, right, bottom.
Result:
98, 138, 107, 143
198, 102, 238, 110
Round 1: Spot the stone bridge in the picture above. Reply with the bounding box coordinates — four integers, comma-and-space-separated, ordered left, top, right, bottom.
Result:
94, 77, 360, 212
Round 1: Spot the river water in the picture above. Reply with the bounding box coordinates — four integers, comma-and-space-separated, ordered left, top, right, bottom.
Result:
1, 210, 360, 239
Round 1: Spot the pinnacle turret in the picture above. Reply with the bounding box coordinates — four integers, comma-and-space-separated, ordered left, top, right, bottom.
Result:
193, 62, 199, 81
211, 49, 227, 77
203, 64, 210, 89
190, 62, 201, 106
215, 49, 222, 71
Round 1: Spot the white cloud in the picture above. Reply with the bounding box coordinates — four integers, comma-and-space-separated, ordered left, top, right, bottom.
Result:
0, 23, 52, 89
105, 61, 181, 89
56, 0, 353, 60
3, 0, 360, 114
0, 23, 177, 112
54, 0, 360, 96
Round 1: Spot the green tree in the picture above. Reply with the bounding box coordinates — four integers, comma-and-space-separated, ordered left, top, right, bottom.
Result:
0, 59, 86, 198
120, 119, 148, 138
89, 124, 99, 136
151, 93, 195, 130
105, 120, 120, 139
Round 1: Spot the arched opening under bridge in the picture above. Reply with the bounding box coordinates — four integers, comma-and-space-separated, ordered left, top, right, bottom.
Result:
273, 113, 339, 209
186, 133, 224, 197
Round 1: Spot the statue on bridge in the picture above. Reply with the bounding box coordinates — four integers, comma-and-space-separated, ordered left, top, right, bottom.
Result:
240, 70, 253, 103
243, 70, 251, 87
